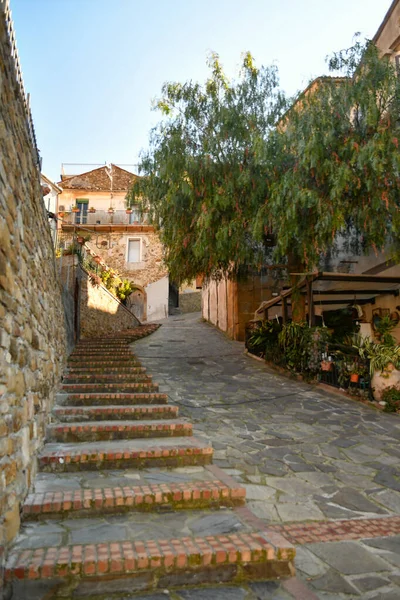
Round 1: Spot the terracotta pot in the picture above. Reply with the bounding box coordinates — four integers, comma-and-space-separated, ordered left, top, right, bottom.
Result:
371, 364, 400, 401
320, 361, 333, 372
126, 209, 133, 214
108, 208, 115, 214
350, 373, 359, 383
88, 207, 96, 213
72, 207, 80, 213
94, 256, 102, 264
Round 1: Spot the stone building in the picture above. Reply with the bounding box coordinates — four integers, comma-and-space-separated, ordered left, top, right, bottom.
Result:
58, 164, 169, 321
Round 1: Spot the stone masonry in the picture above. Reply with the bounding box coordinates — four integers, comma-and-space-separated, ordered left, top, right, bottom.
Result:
0, 4, 67, 592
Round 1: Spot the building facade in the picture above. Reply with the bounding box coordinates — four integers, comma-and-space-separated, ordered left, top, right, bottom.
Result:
58, 164, 169, 322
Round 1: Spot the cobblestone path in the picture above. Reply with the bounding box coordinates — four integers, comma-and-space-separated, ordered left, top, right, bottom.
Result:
132, 313, 400, 600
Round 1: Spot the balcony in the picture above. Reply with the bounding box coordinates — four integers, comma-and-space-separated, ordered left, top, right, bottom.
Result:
59, 209, 152, 232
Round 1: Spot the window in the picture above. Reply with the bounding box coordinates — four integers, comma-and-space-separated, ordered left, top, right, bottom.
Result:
127, 239, 141, 263
129, 208, 141, 223
75, 198, 88, 224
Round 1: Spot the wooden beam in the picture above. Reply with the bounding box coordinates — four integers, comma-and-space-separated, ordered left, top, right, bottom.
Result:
316, 272, 400, 284
301, 289, 400, 296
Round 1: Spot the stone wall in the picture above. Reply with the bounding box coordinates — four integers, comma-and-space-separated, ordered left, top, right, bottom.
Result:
0, 5, 67, 587
179, 290, 202, 314
79, 269, 140, 338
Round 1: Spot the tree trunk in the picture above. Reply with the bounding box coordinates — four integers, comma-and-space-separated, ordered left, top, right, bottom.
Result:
288, 253, 306, 322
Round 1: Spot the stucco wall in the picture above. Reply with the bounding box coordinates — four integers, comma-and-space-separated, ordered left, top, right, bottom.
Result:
374, 1, 400, 57
79, 269, 140, 338
146, 276, 169, 322
0, 6, 67, 578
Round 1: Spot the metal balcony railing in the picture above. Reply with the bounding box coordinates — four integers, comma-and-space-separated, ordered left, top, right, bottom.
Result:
60, 210, 148, 226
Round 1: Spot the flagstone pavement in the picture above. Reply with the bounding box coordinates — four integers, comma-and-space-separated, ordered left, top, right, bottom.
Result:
131, 312, 400, 600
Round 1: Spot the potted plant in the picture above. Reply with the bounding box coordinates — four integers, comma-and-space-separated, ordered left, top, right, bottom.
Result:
126, 208, 133, 214
320, 359, 333, 372
354, 336, 400, 401
71, 205, 80, 213
107, 207, 115, 214
88, 207, 96, 213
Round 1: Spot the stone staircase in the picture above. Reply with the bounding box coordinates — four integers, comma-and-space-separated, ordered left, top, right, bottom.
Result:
5, 327, 295, 599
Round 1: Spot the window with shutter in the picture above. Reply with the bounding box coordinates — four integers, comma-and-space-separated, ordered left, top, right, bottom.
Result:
127, 239, 141, 263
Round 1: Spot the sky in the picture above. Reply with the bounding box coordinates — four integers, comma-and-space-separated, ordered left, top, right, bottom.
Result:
11, 0, 392, 182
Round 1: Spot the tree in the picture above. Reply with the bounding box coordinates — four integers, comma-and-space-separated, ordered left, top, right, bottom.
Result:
257, 40, 400, 270
128, 52, 287, 283
130, 41, 400, 295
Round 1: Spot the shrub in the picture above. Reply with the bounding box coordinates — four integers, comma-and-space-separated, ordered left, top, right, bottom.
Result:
381, 386, 400, 413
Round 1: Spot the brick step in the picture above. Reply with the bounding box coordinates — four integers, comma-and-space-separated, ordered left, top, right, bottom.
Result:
39, 437, 213, 471
67, 357, 142, 366
53, 404, 178, 421
71, 345, 133, 356
57, 392, 169, 406
46, 419, 193, 442
66, 366, 145, 374
63, 372, 149, 384
22, 479, 246, 520
5, 532, 293, 594
61, 382, 159, 393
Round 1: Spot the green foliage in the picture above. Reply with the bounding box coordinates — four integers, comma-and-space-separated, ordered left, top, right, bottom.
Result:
116, 279, 134, 302
381, 386, 400, 412
374, 315, 397, 346
248, 320, 331, 375
128, 52, 287, 282
247, 320, 281, 359
131, 40, 400, 279
354, 336, 400, 375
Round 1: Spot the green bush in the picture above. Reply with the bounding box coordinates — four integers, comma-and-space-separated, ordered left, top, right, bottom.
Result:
381, 386, 400, 413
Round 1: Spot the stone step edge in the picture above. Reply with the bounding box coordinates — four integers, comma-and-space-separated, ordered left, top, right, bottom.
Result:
53, 404, 178, 420
22, 480, 246, 520
5, 531, 294, 582
61, 382, 157, 390
57, 391, 168, 406
39, 439, 213, 471
66, 367, 146, 374
46, 420, 193, 442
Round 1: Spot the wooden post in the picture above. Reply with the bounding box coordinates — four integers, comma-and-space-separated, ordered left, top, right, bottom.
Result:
282, 296, 288, 324
306, 278, 315, 327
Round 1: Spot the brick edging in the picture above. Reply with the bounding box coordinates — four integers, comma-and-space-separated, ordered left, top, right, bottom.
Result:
5, 532, 289, 581
269, 515, 400, 544
22, 480, 246, 520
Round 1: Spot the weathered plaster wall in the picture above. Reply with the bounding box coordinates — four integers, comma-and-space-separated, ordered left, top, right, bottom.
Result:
146, 276, 169, 322
202, 274, 276, 340
0, 6, 67, 580
79, 270, 140, 338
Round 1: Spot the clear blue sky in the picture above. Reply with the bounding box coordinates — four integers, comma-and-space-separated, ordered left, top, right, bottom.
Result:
11, 0, 391, 182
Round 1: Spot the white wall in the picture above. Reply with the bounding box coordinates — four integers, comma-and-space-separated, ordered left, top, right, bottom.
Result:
146, 275, 169, 321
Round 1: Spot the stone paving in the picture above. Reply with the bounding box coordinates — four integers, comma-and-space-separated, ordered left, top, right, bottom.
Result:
132, 313, 400, 599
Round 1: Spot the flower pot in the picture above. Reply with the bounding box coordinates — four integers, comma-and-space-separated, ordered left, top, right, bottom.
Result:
58, 211, 65, 218
77, 236, 84, 245
320, 360, 333, 372
94, 256, 102, 264
126, 209, 133, 214
88, 207, 96, 213
350, 373, 359, 383
72, 207, 80, 213
107, 208, 115, 214
371, 364, 400, 401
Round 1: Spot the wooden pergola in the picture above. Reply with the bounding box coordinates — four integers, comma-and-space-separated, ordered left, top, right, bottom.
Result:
255, 271, 400, 325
